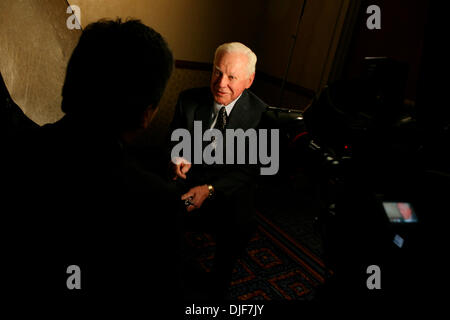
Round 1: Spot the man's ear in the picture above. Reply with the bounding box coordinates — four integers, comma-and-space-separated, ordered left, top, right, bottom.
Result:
246, 72, 255, 89
141, 105, 158, 129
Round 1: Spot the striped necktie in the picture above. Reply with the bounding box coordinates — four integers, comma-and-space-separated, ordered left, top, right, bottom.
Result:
214, 106, 228, 131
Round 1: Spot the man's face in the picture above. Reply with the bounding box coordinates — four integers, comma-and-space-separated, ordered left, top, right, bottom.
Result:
210, 51, 255, 106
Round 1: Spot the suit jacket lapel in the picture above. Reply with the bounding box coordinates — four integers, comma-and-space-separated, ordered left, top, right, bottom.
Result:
227, 90, 255, 130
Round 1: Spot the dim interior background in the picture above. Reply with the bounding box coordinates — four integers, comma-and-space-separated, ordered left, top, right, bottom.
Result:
0, 0, 428, 147
2, 0, 444, 307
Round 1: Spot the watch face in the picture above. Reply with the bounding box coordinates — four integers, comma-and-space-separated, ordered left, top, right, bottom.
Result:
208, 185, 214, 197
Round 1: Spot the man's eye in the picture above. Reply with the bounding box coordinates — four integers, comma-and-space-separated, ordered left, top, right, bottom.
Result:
228, 76, 235, 80
214, 70, 221, 76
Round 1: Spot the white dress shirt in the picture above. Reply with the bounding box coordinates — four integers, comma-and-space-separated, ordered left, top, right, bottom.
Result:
209, 94, 242, 129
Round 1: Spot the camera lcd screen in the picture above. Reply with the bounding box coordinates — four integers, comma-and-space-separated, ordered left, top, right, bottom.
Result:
382, 202, 418, 223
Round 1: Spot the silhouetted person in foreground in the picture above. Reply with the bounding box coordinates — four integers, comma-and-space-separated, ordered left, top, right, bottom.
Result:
2, 19, 180, 313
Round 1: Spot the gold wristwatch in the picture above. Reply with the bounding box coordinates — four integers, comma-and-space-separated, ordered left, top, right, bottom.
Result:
207, 184, 215, 199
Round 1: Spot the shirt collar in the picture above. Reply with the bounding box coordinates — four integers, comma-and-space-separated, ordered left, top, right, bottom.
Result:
213, 93, 242, 117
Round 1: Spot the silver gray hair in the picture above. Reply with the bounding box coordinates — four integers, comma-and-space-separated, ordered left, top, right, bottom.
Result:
214, 42, 257, 77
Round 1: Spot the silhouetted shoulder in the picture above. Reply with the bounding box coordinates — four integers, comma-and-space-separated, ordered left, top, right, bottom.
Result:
178, 87, 212, 104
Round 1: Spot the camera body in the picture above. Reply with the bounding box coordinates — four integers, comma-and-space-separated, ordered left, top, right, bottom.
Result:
285, 58, 440, 303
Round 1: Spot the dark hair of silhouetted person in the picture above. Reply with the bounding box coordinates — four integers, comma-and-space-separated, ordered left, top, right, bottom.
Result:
61, 18, 173, 132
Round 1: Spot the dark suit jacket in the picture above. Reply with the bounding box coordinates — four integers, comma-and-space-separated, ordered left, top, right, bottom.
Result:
169, 87, 268, 198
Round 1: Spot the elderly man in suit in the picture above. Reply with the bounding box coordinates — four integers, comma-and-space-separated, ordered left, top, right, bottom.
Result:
169, 42, 268, 299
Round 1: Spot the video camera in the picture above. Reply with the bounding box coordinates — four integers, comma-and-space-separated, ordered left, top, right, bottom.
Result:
280, 57, 443, 304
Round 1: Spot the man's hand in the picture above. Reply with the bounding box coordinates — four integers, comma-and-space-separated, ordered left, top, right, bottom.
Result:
170, 157, 191, 180
181, 185, 209, 212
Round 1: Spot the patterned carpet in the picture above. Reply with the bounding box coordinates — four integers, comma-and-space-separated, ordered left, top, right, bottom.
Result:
184, 212, 331, 301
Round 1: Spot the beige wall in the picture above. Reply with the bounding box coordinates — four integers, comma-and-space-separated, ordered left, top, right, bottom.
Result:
1, 0, 349, 125
70, 0, 349, 93
255, 0, 350, 93
69, 0, 265, 63
0, 0, 80, 125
